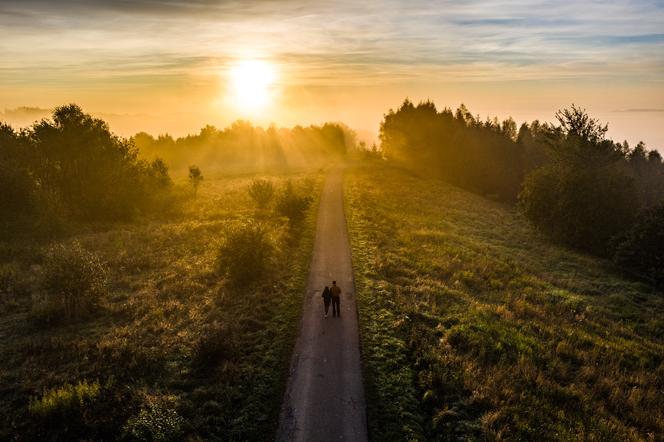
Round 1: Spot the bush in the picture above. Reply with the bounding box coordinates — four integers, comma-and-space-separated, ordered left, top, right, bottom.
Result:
613, 203, 664, 285
248, 179, 275, 209
34, 241, 107, 323
122, 401, 184, 442
192, 323, 236, 372
275, 181, 313, 226
519, 164, 637, 254
217, 222, 273, 285
29, 380, 101, 419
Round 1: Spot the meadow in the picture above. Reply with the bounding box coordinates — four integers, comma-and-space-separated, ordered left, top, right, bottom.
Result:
0, 171, 322, 441
345, 160, 664, 441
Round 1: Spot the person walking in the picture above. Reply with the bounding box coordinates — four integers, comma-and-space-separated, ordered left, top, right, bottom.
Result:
330, 280, 341, 317
321, 286, 332, 318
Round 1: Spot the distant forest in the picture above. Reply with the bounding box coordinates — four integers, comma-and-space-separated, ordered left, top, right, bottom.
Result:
0, 105, 352, 239
132, 121, 353, 175
380, 99, 664, 284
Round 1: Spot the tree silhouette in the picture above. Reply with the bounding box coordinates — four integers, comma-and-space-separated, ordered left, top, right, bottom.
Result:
188, 165, 203, 197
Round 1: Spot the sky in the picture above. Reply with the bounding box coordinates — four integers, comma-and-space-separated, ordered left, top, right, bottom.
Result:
1, 0, 663, 149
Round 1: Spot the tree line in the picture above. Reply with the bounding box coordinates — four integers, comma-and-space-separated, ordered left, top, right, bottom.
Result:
379, 99, 664, 284
133, 121, 352, 174
0, 105, 174, 239
0, 105, 353, 240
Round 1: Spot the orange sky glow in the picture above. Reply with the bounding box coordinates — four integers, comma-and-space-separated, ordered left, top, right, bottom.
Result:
0, 1, 662, 149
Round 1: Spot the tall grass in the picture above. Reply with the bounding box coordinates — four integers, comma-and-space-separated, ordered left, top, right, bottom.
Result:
0, 172, 322, 440
346, 160, 664, 441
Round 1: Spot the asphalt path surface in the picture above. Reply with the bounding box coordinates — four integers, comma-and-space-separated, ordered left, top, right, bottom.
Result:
277, 167, 368, 442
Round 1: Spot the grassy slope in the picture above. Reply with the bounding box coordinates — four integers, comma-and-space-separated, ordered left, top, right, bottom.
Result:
0, 171, 321, 441
345, 161, 664, 441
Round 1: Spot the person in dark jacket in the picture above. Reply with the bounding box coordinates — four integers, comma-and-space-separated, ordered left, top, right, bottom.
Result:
322, 286, 332, 318
330, 280, 341, 317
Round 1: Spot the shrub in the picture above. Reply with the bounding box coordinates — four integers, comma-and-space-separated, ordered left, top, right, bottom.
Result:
29, 380, 101, 419
217, 222, 273, 285
613, 203, 664, 285
122, 401, 184, 442
248, 179, 275, 209
35, 241, 107, 323
275, 181, 313, 226
192, 323, 236, 372
519, 164, 637, 255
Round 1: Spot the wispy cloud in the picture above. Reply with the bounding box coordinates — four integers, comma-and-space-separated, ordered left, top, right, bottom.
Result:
1, 0, 662, 86
614, 108, 664, 112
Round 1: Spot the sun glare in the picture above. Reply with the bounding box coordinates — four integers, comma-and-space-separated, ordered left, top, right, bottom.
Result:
229, 59, 276, 112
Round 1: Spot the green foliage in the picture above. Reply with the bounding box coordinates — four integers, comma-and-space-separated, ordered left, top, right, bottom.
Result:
613, 203, 664, 285
379, 99, 544, 201
519, 162, 637, 254
34, 241, 107, 324
275, 181, 313, 226
0, 106, 176, 239
217, 221, 274, 285
123, 402, 184, 442
192, 323, 236, 372
380, 100, 664, 261
0, 123, 37, 234
516, 106, 661, 255
555, 104, 608, 145
248, 179, 275, 209
188, 165, 203, 197
147, 158, 173, 189
29, 380, 101, 418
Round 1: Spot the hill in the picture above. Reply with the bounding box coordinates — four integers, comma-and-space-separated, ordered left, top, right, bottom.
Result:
346, 160, 664, 441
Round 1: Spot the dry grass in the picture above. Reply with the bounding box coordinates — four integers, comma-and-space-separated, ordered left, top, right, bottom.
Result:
0, 171, 322, 441
346, 160, 664, 441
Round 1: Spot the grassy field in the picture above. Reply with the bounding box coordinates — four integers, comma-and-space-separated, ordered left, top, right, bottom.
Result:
345, 160, 664, 441
0, 171, 322, 441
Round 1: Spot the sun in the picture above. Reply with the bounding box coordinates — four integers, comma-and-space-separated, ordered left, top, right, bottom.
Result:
228, 59, 276, 111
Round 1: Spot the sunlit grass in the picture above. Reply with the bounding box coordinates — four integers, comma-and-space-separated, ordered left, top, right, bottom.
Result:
346, 160, 664, 441
0, 171, 323, 440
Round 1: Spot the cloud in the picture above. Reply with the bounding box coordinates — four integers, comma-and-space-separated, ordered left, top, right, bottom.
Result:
0, 0, 662, 87
614, 108, 664, 113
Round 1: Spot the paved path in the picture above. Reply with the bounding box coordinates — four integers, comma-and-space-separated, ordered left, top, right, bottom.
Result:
277, 168, 368, 442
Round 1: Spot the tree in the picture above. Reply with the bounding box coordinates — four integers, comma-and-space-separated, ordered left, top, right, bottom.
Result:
552, 105, 618, 164
0, 123, 36, 228
613, 203, 664, 285
555, 104, 608, 145
148, 158, 172, 189
188, 165, 203, 197
519, 162, 637, 254
519, 106, 638, 254
21, 104, 173, 222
